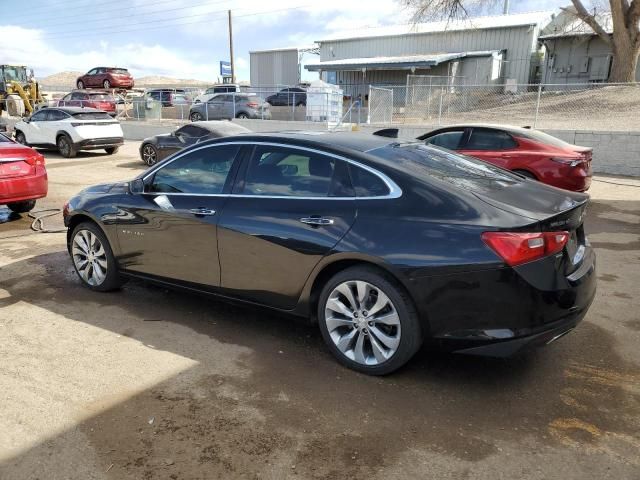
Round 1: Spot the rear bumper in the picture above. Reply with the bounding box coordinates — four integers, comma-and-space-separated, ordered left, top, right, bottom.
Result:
74, 137, 124, 150
413, 247, 597, 357
0, 166, 48, 204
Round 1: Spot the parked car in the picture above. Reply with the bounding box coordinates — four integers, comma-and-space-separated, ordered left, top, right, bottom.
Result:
76, 67, 134, 90
418, 124, 593, 192
189, 94, 271, 121
145, 89, 191, 107
14, 107, 124, 158
57, 90, 117, 116
193, 84, 242, 104
63, 132, 596, 375
139, 121, 251, 166
0, 132, 47, 213
266, 87, 307, 107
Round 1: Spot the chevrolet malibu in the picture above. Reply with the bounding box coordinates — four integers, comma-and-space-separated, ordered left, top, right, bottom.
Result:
63, 132, 596, 375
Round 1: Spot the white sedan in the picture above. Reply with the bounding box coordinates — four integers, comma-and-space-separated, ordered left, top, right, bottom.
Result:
14, 107, 124, 158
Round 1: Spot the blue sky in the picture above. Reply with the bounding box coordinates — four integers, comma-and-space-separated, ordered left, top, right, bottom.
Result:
0, 0, 570, 82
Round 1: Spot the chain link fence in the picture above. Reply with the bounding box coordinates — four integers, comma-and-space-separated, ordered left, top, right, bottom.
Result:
367, 82, 640, 131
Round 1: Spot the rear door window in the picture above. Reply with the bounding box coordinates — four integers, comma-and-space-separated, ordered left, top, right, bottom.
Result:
426, 131, 464, 150
465, 129, 517, 150
349, 166, 390, 197
72, 112, 113, 120
242, 146, 353, 197
150, 145, 240, 194
47, 110, 69, 121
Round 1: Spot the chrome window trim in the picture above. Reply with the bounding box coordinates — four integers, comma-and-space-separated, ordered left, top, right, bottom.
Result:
141, 141, 402, 200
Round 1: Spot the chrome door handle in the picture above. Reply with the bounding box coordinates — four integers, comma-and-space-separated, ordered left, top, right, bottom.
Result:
189, 208, 216, 216
300, 217, 334, 226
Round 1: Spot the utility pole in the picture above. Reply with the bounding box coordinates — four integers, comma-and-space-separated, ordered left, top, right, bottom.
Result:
228, 10, 235, 83
503, 0, 510, 15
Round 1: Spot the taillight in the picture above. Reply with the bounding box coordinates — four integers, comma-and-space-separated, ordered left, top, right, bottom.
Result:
550, 157, 583, 167
24, 153, 45, 167
246, 102, 259, 108
482, 231, 569, 266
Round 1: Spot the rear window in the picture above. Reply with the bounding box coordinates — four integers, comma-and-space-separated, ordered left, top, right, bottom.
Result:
516, 129, 575, 148
371, 143, 516, 183
89, 93, 114, 101
109, 68, 129, 74
72, 112, 113, 120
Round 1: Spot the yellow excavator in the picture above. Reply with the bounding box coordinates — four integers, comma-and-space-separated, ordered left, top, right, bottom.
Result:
0, 65, 44, 117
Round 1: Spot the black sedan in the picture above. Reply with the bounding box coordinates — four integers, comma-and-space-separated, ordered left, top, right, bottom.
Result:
63, 132, 596, 375
139, 121, 250, 166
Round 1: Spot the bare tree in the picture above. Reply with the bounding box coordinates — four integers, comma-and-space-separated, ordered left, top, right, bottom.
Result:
400, 0, 640, 82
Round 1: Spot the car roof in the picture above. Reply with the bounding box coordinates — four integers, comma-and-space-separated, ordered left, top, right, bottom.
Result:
429, 123, 537, 135
204, 131, 395, 153
190, 121, 251, 134
68, 89, 111, 94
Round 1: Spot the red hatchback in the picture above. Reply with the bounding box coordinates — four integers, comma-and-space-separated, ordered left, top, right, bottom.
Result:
76, 67, 134, 90
0, 133, 47, 213
419, 124, 593, 192
57, 90, 117, 116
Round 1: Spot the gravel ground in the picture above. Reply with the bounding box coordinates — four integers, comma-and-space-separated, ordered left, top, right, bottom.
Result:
0, 143, 639, 479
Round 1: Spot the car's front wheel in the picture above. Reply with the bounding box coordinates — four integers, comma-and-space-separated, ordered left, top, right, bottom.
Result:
57, 134, 77, 158
190, 112, 203, 122
105, 147, 119, 155
7, 200, 36, 213
318, 266, 422, 375
70, 222, 126, 292
141, 143, 158, 166
15, 131, 27, 146
103, 80, 111, 89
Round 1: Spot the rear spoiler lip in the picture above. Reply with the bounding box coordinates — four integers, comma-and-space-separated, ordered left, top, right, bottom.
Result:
373, 128, 399, 139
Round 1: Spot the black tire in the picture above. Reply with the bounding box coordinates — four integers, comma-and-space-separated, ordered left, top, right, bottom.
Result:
295, 101, 306, 107
105, 146, 119, 155
7, 199, 36, 213
103, 80, 111, 89
317, 266, 422, 375
236, 112, 249, 119
77, 80, 84, 89
514, 169, 537, 180
57, 134, 77, 158
140, 143, 158, 166
70, 221, 127, 292
190, 112, 203, 122
15, 131, 27, 146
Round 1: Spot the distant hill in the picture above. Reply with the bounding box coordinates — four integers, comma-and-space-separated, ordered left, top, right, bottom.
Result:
39, 71, 210, 89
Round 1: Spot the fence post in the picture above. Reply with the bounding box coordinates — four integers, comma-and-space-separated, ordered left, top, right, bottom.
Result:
533, 83, 542, 128
438, 86, 444, 125
367, 85, 372, 124
233, 93, 236, 119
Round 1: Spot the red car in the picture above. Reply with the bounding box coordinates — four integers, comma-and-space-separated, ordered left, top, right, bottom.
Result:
0, 133, 47, 213
419, 124, 593, 192
57, 90, 117, 116
76, 67, 134, 90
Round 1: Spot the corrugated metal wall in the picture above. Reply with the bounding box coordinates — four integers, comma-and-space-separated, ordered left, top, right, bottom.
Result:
319, 25, 540, 84
250, 50, 299, 87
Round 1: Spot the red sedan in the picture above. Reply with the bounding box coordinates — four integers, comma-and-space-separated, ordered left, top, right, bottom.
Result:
419, 124, 593, 192
57, 90, 117, 116
0, 133, 47, 213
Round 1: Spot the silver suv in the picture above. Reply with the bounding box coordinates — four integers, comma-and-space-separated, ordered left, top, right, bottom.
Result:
189, 94, 271, 121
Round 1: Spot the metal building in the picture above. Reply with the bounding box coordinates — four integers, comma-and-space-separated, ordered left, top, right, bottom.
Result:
539, 9, 640, 85
249, 46, 319, 87
305, 11, 553, 95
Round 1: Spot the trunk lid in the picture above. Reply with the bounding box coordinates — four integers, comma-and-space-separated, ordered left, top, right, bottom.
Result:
0, 144, 40, 178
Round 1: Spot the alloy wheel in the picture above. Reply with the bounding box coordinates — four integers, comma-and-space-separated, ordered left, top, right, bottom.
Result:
58, 137, 70, 156
77, 81, 84, 89
104, 80, 111, 89
324, 280, 401, 366
142, 144, 157, 165
72, 229, 108, 286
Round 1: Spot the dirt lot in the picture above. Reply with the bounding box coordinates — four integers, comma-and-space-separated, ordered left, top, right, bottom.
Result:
1, 143, 639, 479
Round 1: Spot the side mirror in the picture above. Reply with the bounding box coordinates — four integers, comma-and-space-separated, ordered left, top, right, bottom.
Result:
129, 178, 145, 194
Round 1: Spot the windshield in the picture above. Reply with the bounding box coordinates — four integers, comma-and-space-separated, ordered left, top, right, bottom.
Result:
368, 143, 518, 183
2, 66, 28, 83
72, 112, 113, 120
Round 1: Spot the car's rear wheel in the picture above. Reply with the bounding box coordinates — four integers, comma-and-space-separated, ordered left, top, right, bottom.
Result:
236, 112, 249, 119
105, 147, 119, 155
103, 80, 111, 89
57, 134, 77, 158
77, 80, 84, 89
296, 101, 306, 107
190, 112, 203, 122
141, 143, 158, 166
70, 222, 126, 292
7, 200, 36, 213
15, 131, 27, 145
318, 266, 422, 375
